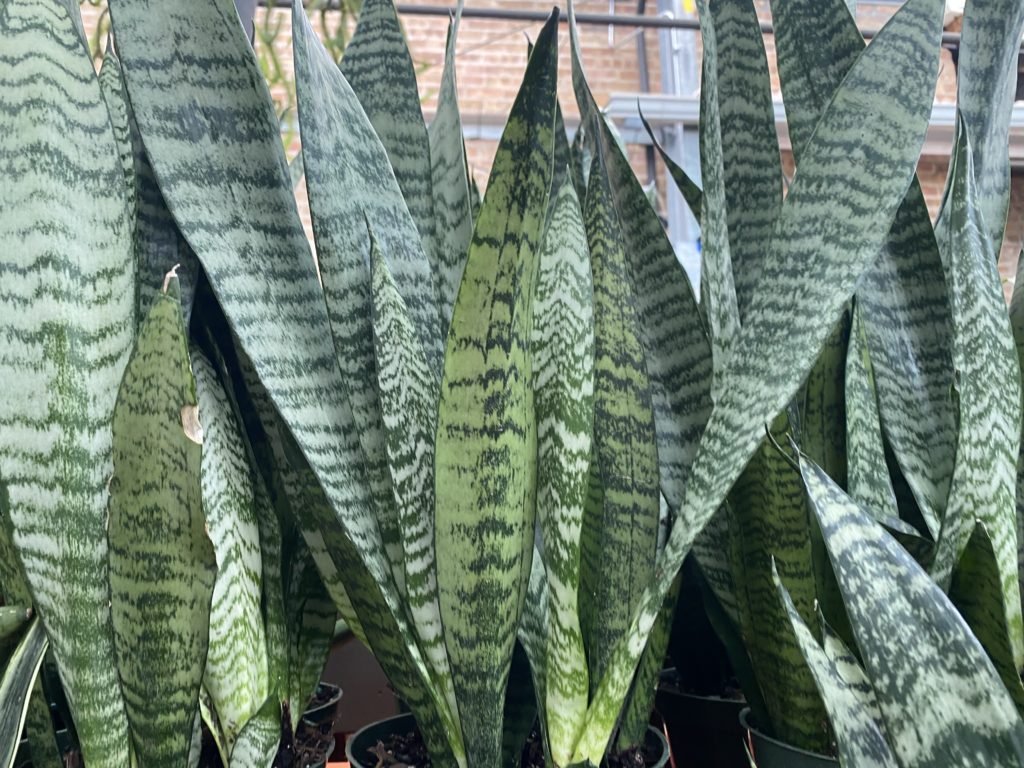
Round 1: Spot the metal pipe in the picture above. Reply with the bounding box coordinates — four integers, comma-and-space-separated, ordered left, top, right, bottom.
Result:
263, 1, 1001, 49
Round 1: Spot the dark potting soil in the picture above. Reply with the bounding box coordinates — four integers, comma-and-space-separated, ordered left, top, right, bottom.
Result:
272, 700, 337, 768
367, 727, 659, 768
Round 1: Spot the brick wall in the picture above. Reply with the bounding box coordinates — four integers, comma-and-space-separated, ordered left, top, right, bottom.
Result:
79, 1, 1023, 286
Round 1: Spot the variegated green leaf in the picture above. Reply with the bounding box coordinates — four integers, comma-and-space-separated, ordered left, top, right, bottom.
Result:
578, 140, 660, 703
705, 0, 782, 320
694, 0, 740, 375
428, 1, 473, 331
949, 522, 1024, 716
229, 695, 281, 768
0, 1, 135, 764
0, 607, 30, 645
774, 563, 897, 768
931, 122, 1023, 674
802, 456, 1024, 767
342, 0, 438, 275
519, 550, 550, 758
773, 0, 955, 539
108, 278, 217, 768
368, 224, 455, 718
0, 618, 46, 768
112, 1, 460, 761
530, 177, 593, 766
844, 305, 898, 519
98, 49, 137, 242
728, 421, 827, 753
641, 114, 702, 221
1012, 250, 1024, 612
953, 0, 1024, 254
571, 0, 945, 759
192, 348, 269, 752
434, 15, 558, 766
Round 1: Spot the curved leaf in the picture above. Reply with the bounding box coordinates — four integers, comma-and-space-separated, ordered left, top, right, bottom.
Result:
0, 2, 135, 764
108, 279, 216, 768
641, 114, 702, 221
774, 565, 897, 768
434, 14, 558, 765
572, 0, 945, 759
802, 457, 1024, 768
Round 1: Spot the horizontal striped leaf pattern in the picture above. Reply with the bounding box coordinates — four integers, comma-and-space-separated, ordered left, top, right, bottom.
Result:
530, 177, 594, 767
802, 457, 1024, 767
434, 15, 557, 766
572, 0, 944, 759
774, 565, 897, 768
108, 279, 216, 768
111, 2, 461, 761
773, 0, 955, 538
932, 121, 1023, 668
428, 2, 474, 331
192, 348, 269, 753
641, 114, 702, 221
342, 0, 438, 275
0, 1, 134, 764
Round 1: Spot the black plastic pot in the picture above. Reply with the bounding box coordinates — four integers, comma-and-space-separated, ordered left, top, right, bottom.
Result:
345, 713, 670, 768
302, 682, 343, 727
739, 708, 837, 767
656, 682, 748, 768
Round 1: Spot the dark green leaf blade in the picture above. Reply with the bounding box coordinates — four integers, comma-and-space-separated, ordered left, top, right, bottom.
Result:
108, 279, 217, 768
434, 16, 558, 765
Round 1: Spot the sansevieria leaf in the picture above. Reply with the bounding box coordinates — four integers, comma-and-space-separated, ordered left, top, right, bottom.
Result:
572, 0, 945, 759
428, 1, 474, 330
434, 13, 558, 766
530, 177, 594, 766
0, 1, 135, 764
801, 456, 1024, 767
0, 618, 47, 768
342, 0, 438, 275
932, 120, 1023, 669
192, 348, 269, 753
773, 0, 955, 538
112, 1, 460, 761
774, 564, 897, 768
108, 276, 217, 768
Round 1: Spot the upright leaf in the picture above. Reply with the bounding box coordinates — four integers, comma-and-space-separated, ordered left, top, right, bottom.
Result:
953, 0, 1024, 253
369, 225, 455, 719
932, 122, 1023, 669
579, 144, 660, 699
434, 15, 558, 766
774, 566, 897, 768
641, 114, 702, 221
192, 348, 269, 753
108, 278, 217, 768
111, 0, 460, 760
0, 2, 134, 764
802, 457, 1024, 767
530, 178, 593, 766
705, 0, 782, 320
573, 0, 944, 758
342, 0, 438, 274
428, 2, 474, 330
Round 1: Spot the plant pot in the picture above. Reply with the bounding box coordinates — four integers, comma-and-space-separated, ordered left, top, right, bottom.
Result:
345, 713, 671, 768
739, 708, 837, 767
656, 681, 748, 768
302, 682, 343, 727
287, 683, 343, 768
